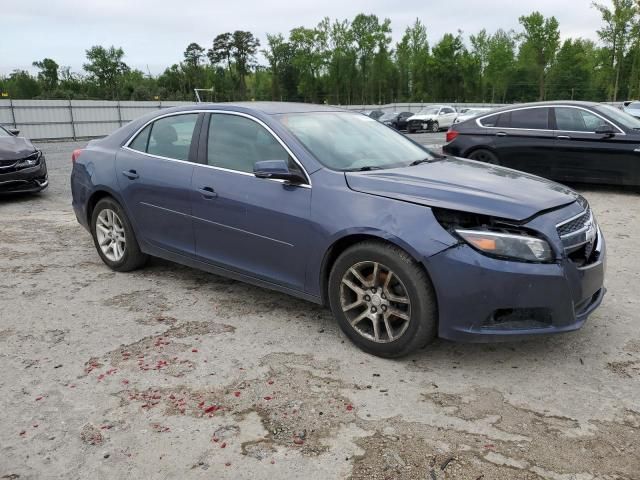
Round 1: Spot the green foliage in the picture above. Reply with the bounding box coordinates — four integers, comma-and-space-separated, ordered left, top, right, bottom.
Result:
3, 5, 640, 103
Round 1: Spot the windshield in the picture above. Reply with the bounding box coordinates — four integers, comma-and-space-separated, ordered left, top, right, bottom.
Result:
277, 112, 434, 171
595, 105, 640, 129
417, 108, 440, 115
464, 109, 487, 116
0, 126, 10, 137
628, 102, 640, 109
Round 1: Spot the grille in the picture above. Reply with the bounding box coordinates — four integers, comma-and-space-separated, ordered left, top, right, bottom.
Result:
556, 206, 599, 266
557, 206, 591, 237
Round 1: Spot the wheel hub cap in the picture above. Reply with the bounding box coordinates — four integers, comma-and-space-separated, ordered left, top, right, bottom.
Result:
96, 208, 126, 262
339, 261, 412, 343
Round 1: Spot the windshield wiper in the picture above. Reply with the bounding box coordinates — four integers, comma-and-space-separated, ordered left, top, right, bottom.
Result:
409, 158, 434, 166
345, 165, 385, 172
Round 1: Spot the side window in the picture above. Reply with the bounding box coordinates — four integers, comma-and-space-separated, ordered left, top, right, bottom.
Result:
146, 114, 198, 161
555, 107, 607, 132
442, 107, 455, 114
129, 124, 151, 152
509, 108, 549, 129
480, 113, 503, 127
207, 114, 290, 174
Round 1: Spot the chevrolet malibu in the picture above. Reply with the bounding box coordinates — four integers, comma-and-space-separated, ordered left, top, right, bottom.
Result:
71, 103, 605, 358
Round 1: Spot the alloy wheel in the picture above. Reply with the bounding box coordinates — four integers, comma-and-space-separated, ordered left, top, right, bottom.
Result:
340, 261, 412, 343
95, 208, 126, 262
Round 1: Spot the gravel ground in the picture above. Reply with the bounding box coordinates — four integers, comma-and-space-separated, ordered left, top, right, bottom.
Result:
1, 138, 639, 479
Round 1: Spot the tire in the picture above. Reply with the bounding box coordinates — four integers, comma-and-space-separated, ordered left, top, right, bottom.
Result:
468, 148, 500, 165
328, 241, 437, 358
406, 127, 414, 134
430, 121, 439, 132
91, 197, 148, 272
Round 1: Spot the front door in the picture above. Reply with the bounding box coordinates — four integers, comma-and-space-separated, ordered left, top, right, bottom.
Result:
116, 113, 201, 255
191, 112, 312, 290
552, 106, 640, 185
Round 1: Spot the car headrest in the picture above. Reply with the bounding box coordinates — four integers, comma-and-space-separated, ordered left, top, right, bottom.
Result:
152, 124, 178, 145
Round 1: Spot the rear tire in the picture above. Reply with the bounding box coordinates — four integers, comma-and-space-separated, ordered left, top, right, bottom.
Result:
468, 148, 500, 165
91, 197, 148, 272
328, 241, 437, 358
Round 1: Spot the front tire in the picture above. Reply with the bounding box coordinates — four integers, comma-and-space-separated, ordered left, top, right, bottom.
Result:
91, 197, 148, 272
328, 241, 437, 358
430, 121, 440, 132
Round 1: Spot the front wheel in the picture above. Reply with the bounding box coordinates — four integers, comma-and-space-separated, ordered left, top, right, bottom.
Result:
328, 241, 437, 358
429, 121, 440, 132
91, 197, 148, 272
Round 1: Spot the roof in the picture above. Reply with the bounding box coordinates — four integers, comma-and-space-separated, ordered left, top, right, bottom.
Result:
486, 100, 601, 114
197, 101, 346, 115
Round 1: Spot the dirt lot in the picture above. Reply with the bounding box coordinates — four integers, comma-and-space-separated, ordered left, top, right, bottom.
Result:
1, 139, 639, 480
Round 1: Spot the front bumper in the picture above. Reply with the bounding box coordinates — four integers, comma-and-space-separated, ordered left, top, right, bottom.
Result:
426, 235, 606, 342
0, 159, 48, 194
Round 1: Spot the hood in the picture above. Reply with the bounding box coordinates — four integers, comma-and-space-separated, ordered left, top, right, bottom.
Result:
345, 157, 578, 222
0, 136, 36, 161
407, 114, 437, 122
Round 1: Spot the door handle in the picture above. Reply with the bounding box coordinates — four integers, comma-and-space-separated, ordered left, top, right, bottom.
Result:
121, 169, 139, 180
198, 186, 218, 199
496, 132, 507, 137
557, 135, 571, 140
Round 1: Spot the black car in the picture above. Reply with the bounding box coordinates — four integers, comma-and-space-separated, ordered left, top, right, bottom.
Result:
443, 101, 640, 186
378, 111, 414, 130
0, 126, 48, 194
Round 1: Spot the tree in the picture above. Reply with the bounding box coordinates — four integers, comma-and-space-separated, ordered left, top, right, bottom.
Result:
83, 46, 129, 99
351, 14, 392, 103
547, 39, 599, 100
183, 43, 205, 68
592, 0, 638, 100
397, 19, 430, 101
485, 29, 516, 102
518, 12, 560, 100
231, 31, 260, 98
32, 58, 59, 92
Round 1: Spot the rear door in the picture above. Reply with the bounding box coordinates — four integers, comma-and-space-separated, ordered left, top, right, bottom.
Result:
116, 113, 201, 255
191, 112, 313, 290
551, 106, 640, 185
485, 107, 556, 176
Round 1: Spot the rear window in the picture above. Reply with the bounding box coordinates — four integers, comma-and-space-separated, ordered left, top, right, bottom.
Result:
509, 108, 549, 129
479, 112, 509, 128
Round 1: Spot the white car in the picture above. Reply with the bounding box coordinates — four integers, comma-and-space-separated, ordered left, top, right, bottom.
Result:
453, 107, 493, 124
406, 105, 457, 133
623, 101, 640, 119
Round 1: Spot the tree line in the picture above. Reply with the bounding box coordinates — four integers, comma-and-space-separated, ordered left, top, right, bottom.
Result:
2, 1, 640, 104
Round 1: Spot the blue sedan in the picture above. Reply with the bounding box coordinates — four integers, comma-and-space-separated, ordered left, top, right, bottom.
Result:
70, 102, 605, 357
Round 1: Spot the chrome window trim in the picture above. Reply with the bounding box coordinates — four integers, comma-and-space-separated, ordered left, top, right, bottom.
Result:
122, 109, 312, 187
475, 105, 625, 135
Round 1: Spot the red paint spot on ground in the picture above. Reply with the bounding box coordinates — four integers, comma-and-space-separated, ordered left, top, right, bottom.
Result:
233, 391, 241, 397
35, 396, 43, 401
191, 349, 198, 353
220, 442, 227, 448
346, 404, 354, 411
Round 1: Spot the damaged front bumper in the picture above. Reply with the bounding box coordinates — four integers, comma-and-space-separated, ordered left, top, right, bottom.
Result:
0, 158, 48, 194
425, 233, 606, 342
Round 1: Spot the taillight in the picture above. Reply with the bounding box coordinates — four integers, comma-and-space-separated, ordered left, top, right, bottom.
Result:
71, 149, 83, 163
445, 129, 459, 143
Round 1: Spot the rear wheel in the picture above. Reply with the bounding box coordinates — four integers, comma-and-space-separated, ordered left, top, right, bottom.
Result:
328, 241, 437, 358
468, 148, 500, 165
91, 197, 148, 272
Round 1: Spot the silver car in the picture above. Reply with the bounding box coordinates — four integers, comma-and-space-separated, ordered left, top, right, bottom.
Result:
623, 101, 640, 119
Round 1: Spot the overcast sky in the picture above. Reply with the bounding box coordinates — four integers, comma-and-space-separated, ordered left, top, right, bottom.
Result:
2, 0, 604, 76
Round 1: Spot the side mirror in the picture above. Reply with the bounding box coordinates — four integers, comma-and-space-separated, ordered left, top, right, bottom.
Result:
7, 128, 19, 136
595, 125, 616, 137
253, 160, 305, 184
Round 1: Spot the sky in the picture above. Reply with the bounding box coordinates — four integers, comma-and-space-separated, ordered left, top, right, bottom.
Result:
2, 0, 604, 76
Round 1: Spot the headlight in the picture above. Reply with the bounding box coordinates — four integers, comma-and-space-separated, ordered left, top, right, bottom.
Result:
456, 229, 554, 263
16, 150, 42, 168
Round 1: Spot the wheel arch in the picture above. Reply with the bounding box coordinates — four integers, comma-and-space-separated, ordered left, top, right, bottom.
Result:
463, 145, 500, 161
318, 231, 431, 306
